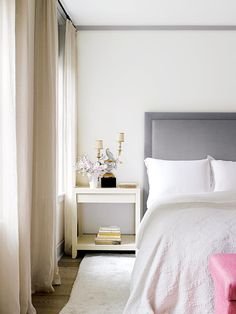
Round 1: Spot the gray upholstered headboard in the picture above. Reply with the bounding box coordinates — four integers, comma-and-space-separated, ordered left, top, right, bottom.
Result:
144, 112, 236, 213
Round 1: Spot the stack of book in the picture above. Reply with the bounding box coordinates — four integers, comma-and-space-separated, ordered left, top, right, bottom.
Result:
95, 226, 121, 245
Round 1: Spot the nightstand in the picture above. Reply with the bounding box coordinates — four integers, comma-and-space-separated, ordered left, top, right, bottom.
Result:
72, 187, 141, 258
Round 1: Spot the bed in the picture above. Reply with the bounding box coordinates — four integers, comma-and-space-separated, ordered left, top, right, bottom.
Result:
123, 112, 236, 314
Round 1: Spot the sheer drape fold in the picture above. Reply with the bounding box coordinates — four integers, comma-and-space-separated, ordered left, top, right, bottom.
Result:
64, 21, 78, 254
0, 1, 20, 313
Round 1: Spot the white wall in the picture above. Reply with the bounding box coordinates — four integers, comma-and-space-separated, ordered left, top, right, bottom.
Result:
77, 30, 236, 233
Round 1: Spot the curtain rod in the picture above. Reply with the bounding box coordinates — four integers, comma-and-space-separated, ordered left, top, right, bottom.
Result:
58, 0, 76, 28
76, 25, 236, 31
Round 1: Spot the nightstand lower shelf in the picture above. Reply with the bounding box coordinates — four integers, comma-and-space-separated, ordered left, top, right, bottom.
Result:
77, 234, 135, 251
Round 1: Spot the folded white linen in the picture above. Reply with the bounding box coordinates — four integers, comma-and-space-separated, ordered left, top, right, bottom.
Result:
124, 191, 236, 314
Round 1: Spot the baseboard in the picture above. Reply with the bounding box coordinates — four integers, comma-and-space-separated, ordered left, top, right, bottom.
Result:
57, 239, 65, 262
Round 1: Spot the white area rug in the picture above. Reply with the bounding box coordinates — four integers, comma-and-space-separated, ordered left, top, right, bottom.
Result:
60, 254, 135, 314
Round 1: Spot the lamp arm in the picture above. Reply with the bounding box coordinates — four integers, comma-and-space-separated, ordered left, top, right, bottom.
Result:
117, 141, 123, 159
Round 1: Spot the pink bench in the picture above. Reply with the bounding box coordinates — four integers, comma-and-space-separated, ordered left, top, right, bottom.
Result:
209, 254, 236, 314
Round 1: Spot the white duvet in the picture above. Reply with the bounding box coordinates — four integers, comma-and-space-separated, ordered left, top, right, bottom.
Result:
123, 191, 236, 314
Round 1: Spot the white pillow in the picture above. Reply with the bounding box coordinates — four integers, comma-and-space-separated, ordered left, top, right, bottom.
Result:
211, 160, 236, 191
145, 158, 212, 208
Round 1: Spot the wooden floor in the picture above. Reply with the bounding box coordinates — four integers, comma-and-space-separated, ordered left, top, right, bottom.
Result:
32, 254, 84, 314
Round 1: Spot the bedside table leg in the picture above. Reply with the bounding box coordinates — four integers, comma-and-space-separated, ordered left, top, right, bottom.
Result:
72, 229, 77, 259
72, 193, 78, 259
135, 190, 141, 235
134, 190, 141, 255
72, 246, 77, 259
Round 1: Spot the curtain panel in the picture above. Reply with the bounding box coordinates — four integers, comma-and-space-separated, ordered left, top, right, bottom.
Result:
64, 20, 78, 254
15, 0, 36, 312
0, 0, 59, 312
31, 0, 60, 292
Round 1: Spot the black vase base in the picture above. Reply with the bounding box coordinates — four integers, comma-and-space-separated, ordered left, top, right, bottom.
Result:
101, 177, 116, 188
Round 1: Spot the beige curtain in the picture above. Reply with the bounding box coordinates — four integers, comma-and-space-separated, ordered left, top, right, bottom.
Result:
15, 0, 36, 312
31, 0, 60, 292
64, 20, 78, 254
0, 0, 59, 312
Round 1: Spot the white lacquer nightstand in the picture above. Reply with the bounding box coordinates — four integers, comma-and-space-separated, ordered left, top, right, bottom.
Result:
72, 187, 141, 258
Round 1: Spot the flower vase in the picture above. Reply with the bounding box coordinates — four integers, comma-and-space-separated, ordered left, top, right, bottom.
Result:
88, 175, 98, 189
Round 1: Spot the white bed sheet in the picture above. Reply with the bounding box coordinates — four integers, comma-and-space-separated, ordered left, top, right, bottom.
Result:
123, 191, 236, 314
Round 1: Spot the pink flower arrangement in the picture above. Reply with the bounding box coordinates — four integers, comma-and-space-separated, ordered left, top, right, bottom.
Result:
75, 155, 107, 177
